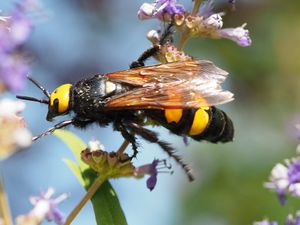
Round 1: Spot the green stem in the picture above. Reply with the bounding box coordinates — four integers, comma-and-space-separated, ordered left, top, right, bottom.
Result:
191, 0, 202, 16
0, 175, 13, 225
178, 0, 202, 51
178, 32, 190, 51
64, 175, 107, 225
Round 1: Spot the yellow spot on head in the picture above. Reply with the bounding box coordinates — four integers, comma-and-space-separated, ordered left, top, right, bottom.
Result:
50, 84, 72, 113
189, 108, 209, 136
165, 109, 183, 123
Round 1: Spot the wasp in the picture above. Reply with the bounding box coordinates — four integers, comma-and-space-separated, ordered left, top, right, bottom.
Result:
17, 24, 234, 180
17, 59, 234, 181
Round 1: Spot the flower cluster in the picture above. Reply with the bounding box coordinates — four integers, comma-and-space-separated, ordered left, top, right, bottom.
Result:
264, 125, 300, 204
81, 140, 173, 191
254, 212, 300, 225
147, 29, 193, 63
0, 1, 33, 92
138, 0, 251, 47
254, 125, 300, 224
0, 98, 32, 159
15, 188, 68, 225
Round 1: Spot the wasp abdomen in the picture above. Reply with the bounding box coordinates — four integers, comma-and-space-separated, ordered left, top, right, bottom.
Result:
146, 107, 234, 143
190, 107, 234, 143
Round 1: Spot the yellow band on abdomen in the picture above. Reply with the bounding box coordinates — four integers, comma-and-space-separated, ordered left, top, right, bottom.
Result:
189, 107, 209, 136
164, 109, 183, 123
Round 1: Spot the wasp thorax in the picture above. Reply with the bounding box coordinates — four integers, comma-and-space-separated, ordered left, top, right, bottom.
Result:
47, 84, 72, 121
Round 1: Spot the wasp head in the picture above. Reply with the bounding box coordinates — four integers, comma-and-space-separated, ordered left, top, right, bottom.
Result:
16, 77, 73, 121
47, 84, 72, 121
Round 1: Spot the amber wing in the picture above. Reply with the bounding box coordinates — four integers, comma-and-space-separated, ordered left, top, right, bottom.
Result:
104, 60, 234, 109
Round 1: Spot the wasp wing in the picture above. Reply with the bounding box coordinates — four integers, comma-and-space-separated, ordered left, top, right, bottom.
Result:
105, 60, 234, 109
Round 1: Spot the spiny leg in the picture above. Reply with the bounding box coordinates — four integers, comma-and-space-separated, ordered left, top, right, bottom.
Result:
114, 121, 139, 159
125, 121, 194, 181
130, 23, 174, 69
33, 118, 93, 141
130, 45, 160, 69
32, 119, 74, 141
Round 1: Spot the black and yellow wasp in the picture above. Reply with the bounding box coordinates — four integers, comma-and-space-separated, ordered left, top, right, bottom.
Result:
17, 59, 233, 180
17, 27, 234, 180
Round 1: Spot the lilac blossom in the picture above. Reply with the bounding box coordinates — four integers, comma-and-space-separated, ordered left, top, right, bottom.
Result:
253, 220, 278, 225
0, 98, 32, 160
138, 0, 185, 21
196, 0, 251, 46
183, 0, 251, 46
15, 188, 68, 225
135, 159, 173, 191
217, 24, 252, 47
0, 1, 33, 92
254, 213, 300, 225
265, 158, 300, 204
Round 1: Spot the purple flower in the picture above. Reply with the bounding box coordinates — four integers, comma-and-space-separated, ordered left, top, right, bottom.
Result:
255, 213, 300, 225
253, 220, 278, 225
0, 53, 30, 92
9, 3, 32, 47
29, 188, 68, 225
0, 1, 33, 92
285, 213, 300, 225
158, 0, 185, 16
265, 158, 300, 204
135, 159, 173, 191
15, 188, 68, 225
179, 1, 252, 47
138, 0, 185, 21
217, 24, 252, 47
288, 160, 300, 184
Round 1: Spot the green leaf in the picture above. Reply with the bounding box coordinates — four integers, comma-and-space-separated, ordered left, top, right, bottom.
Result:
62, 158, 85, 186
53, 130, 89, 171
83, 168, 128, 225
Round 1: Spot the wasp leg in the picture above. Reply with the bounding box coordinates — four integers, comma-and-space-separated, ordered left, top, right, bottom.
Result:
130, 46, 160, 69
72, 117, 94, 129
130, 23, 174, 69
33, 117, 93, 141
32, 119, 74, 141
114, 121, 139, 159
125, 121, 194, 181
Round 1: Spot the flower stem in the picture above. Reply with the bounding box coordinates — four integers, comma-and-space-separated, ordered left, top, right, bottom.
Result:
64, 175, 107, 225
178, 32, 189, 51
117, 140, 130, 154
0, 175, 13, 225
191, 0, 202, 16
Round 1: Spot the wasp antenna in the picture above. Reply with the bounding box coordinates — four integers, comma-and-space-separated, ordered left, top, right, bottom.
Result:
27, 76, 51, 98
16, 95, 49, 104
